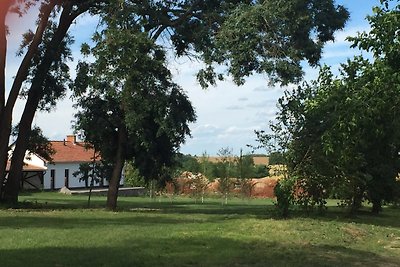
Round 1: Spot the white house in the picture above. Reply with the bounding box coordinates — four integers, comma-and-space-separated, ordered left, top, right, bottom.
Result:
43, 134, 123, 190
7, 135, 123, 190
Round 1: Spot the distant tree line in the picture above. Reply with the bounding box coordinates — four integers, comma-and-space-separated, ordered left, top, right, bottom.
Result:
124, 152, 270, 188
175, 153, 269, 180
125, 149, 268, 204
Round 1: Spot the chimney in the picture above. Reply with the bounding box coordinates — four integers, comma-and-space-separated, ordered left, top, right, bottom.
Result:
66, 135, 76, 144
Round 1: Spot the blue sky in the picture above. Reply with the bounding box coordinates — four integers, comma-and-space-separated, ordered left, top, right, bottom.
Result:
6, 0, 380, 156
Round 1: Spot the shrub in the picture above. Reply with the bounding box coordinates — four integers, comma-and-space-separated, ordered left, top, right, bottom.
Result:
274, 176, 296, 217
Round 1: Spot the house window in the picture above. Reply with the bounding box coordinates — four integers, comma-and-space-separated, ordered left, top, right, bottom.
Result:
50, 169, 55, 190
64, 169, 69, 188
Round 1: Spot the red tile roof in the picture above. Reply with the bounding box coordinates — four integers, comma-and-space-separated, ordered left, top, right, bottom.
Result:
50, 140, 97, 163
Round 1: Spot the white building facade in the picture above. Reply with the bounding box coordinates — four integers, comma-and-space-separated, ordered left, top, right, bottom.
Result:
8, 135, 123, 190
42, 135, 122, 190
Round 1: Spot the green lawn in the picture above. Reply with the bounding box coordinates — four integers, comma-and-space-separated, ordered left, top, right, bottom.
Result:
0, 192, 399, 267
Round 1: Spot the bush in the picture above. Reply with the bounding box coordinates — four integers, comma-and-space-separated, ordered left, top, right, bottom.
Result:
124, 163, 146, 187
274, 177, 296, 217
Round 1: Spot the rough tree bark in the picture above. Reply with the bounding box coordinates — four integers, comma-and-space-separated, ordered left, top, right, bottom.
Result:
0, 0, 13, 198
4, 2, 85, 204
371, 200, 382, 214
0, 0, 55, 198
0, 3, 7, 109
106, 125, 128, 210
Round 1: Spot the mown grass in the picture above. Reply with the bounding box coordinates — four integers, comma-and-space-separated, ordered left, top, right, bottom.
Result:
0, 192, 399, 267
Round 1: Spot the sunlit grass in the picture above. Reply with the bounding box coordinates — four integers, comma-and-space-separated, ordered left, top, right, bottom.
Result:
0, 192, 399, 266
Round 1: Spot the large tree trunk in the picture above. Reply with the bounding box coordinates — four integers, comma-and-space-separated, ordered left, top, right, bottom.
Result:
0, 0, 14, 109
0, 1, 55, 199
0, 6, 7, 109
0, 118, 12, 198
4, 87, 42, 204
371, 199, 382, 214
4, 3, 80, 204
349, 189, 363, 215
106, 126, 128, 211
0, 1, 11, 196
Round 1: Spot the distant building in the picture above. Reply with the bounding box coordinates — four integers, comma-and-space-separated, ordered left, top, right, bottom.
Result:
44, 134, 105, 190
7, 135, 123, 190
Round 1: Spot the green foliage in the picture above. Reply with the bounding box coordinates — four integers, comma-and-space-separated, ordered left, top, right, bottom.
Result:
274, 177, 295, 217
348, 0, 400, 69
73, 163, 91, 188
73, 160, 113, 188
186, 173, 209, 203
11, 125, 55, 162
236, 177, 255, 199
93, 0, 349, 88
254, 165, 269, 178
18, 19, 74, 112
124, 162, 146, 187
236, 154, 254, 179
176, 152, 268, 180
73, 24, 196, 185
174, 153, 201, 174
262, 1, 400, 214
203, 0, 349, 86
269, 152, 285, 165
216, 147, 234, 204
393, 179, 400, 206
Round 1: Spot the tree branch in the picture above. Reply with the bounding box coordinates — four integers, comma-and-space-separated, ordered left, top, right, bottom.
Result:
5, 0, 56, 114
0, 0, 14, 112
151, 0, 202, 41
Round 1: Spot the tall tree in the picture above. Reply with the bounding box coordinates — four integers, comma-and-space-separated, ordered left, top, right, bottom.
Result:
216, 147, 234, 204
1, 0, 349, 204
261, 0, 400, 214
3, 0, 98, 203
73, 27, 196, 210
0, 0, 54, 200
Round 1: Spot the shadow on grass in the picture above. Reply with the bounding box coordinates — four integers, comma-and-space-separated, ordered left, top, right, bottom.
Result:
5, 193, 400, 229
1, 236, 398, 267
119, 200, 400, 229
0, 213, 230, 230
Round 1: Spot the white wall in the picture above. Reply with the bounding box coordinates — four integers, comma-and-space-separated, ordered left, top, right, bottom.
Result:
43, 162, 124, 189
44, 162, 84, 189
26, 153, 47, 169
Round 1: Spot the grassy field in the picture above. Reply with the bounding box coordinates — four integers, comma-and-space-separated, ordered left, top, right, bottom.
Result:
0, 192, 399, 267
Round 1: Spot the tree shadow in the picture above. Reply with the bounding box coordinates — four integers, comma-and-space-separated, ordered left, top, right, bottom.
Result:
0, 236, 398, 267
5, 194, 400, 229
0, 212, 229, 230
119, 200, 400, 229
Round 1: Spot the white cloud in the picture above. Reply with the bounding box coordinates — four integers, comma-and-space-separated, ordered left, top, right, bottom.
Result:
226, 105, 244, 110
246, 99, 277, 109
192, 124, 221, 136
253, 86, 268, 92
331, 26, 370, 46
